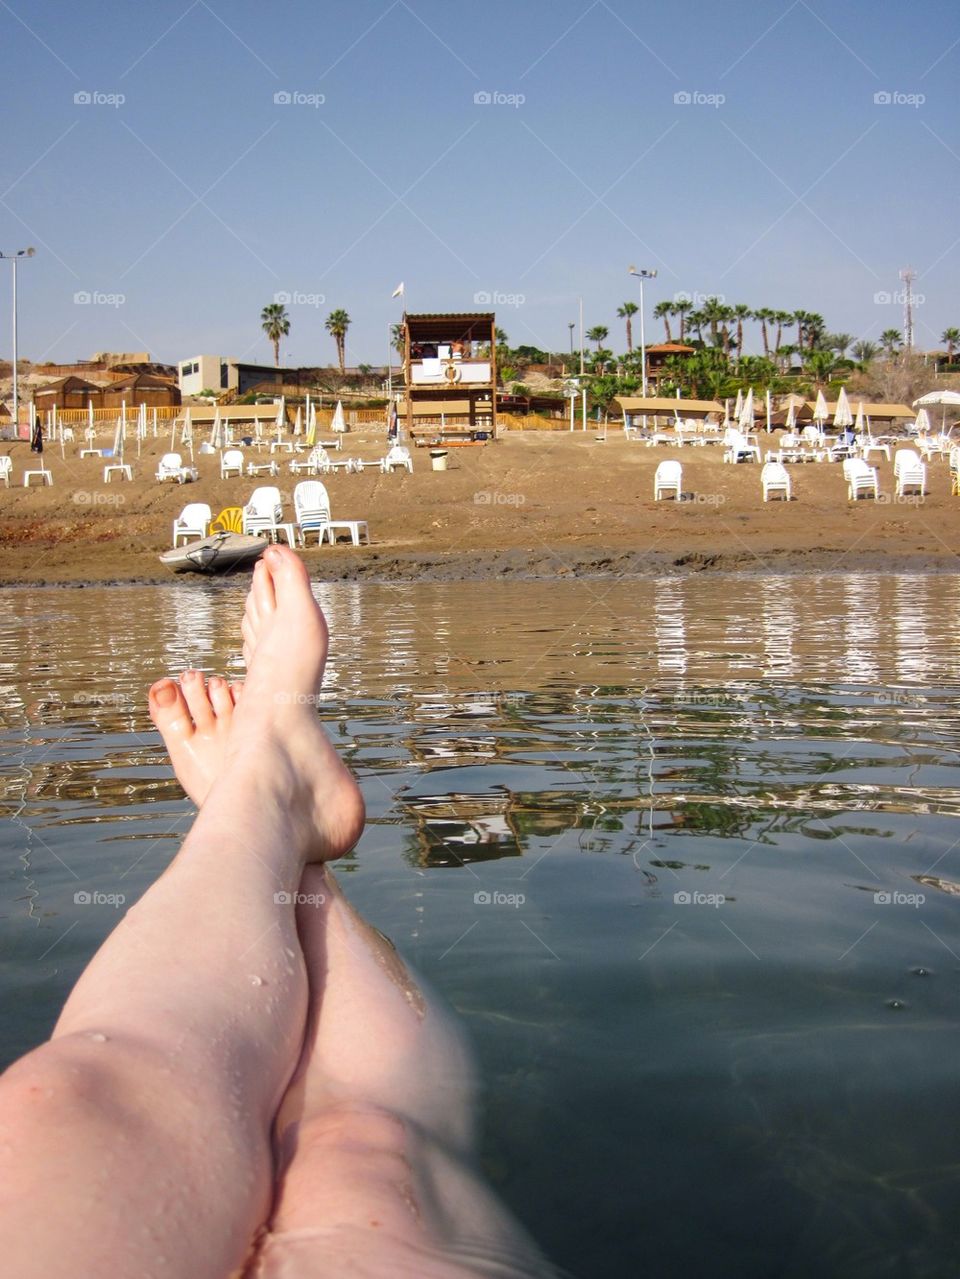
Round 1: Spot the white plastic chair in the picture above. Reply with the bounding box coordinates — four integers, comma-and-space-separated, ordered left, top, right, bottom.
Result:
723, 429, 760, 464
172, 502, 212, 546
381, 445, 413, 474
761, 461, 791, 501
894, 449, 926, 496
294, 480, 369, 547
242, 486, 284, 537
220, 448, 244, 479
842, 457, 878, 500
654, 459, 682, 500
290, 445, 332, 476
0, 456, 11, 487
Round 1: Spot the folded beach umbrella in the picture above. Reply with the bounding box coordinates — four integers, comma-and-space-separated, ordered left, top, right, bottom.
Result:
833, 386, 853, 428
331, 400, 346, 433
293, 405, 302, 437
785, 400, 797, 430
305, 399, 316, 447
854, 402, 866, 433
738, 387, 754, 431
913, 407, 932, 435
734, 388, 744, 420
30, 414, 42, 454
812, 390, 829, 435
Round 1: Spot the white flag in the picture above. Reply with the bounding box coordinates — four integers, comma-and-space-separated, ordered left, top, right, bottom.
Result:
391, 282, 404, 298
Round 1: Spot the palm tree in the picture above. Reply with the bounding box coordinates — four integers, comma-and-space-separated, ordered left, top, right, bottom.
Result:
879, 328, 902, 359
806, 349, 836, 387
851, 340, 879, 366
829, 333, 855, 358
792, 309, 809, 351
941, 326, 960, 364
260, 302, 290, 367
617, 301, 639, 351
325, 309, 351, 374
753, 307, 774, 357
391, 322, 405, 360
652, 301, 672, 344
686, 309, 705, 345
773, 310, 792, 353
673, 298, 692, 343
699, 296, 727, 347
804, 313, 826, 351
732, 304, 752, 361
586, 325, 609, 353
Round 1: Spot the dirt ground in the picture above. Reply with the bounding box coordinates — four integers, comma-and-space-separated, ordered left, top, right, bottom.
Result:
1, 428, 958, 584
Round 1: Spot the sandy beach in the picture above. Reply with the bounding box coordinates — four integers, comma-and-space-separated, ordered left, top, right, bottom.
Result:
1, 428, 958, 584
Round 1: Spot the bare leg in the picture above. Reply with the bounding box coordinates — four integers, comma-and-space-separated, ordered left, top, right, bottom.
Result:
250, 868, 556, 1278
0, 548, 364, 1279
142, 668, 554, 1275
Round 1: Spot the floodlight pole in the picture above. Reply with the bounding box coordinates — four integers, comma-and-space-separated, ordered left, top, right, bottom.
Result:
1, 248, 36, 433
628, 265, 657, 429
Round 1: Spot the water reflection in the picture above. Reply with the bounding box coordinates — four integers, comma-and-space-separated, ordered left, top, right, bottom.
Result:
6, 575, 960, 1277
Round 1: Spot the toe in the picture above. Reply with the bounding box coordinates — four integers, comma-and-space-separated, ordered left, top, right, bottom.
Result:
148, 678, 195, 742
252, 555, 278, 618
179, 669, 216, 733
207, 675, 235, 721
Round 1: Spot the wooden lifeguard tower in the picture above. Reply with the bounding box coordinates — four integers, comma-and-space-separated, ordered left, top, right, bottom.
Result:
400, 312, 497, 442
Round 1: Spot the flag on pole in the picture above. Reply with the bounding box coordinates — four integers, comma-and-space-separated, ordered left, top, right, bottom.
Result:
391, 282, 404, 298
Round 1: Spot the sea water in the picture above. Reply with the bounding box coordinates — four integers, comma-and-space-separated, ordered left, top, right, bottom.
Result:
2, 574, 960, 1278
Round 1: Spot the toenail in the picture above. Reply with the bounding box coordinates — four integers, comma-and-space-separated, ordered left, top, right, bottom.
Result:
154, 681, 177, 707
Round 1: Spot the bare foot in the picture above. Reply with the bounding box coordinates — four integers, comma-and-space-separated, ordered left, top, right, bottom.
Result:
148, 670, 239, 805
150, 547, 365, 862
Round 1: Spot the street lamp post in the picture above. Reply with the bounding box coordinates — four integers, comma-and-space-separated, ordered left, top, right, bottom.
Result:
0, 248, 36, 435
628, 265, 657, 399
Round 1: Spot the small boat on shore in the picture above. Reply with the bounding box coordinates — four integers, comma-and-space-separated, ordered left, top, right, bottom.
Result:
159, 531, 268, 575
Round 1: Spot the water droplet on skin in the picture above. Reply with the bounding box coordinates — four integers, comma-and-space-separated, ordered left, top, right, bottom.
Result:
249, 975, 264, 987
87, 1031, 108, 1043
886, 999, 907, 1011
284, 948, 296, 959
911, 967, 930, 976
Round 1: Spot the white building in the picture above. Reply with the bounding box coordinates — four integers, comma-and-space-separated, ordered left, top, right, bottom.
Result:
178, 355, 239, 398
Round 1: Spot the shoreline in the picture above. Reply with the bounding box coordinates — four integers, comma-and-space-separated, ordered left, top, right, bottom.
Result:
2, 545, 959, 587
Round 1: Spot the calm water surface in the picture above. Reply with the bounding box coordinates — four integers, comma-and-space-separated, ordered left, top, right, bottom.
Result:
3, 574, 960, 1278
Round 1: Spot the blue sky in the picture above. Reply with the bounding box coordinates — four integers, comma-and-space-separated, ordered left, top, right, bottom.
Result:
2, 0, 959, 368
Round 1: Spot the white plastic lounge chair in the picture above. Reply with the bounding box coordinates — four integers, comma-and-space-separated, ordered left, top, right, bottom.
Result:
381, 445, 413, 474
654, 459, 682, 501
172, 502, 212, 546
761, 461, 791, 501
842, 457, 878, 500
156, 452, 198, 484
290, 445, 331, 476
220, 448, 244, 479
242, 486, 295, 544
294, 480, 369, 547
894, 449, 926, 497
0, 456, 11, 487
